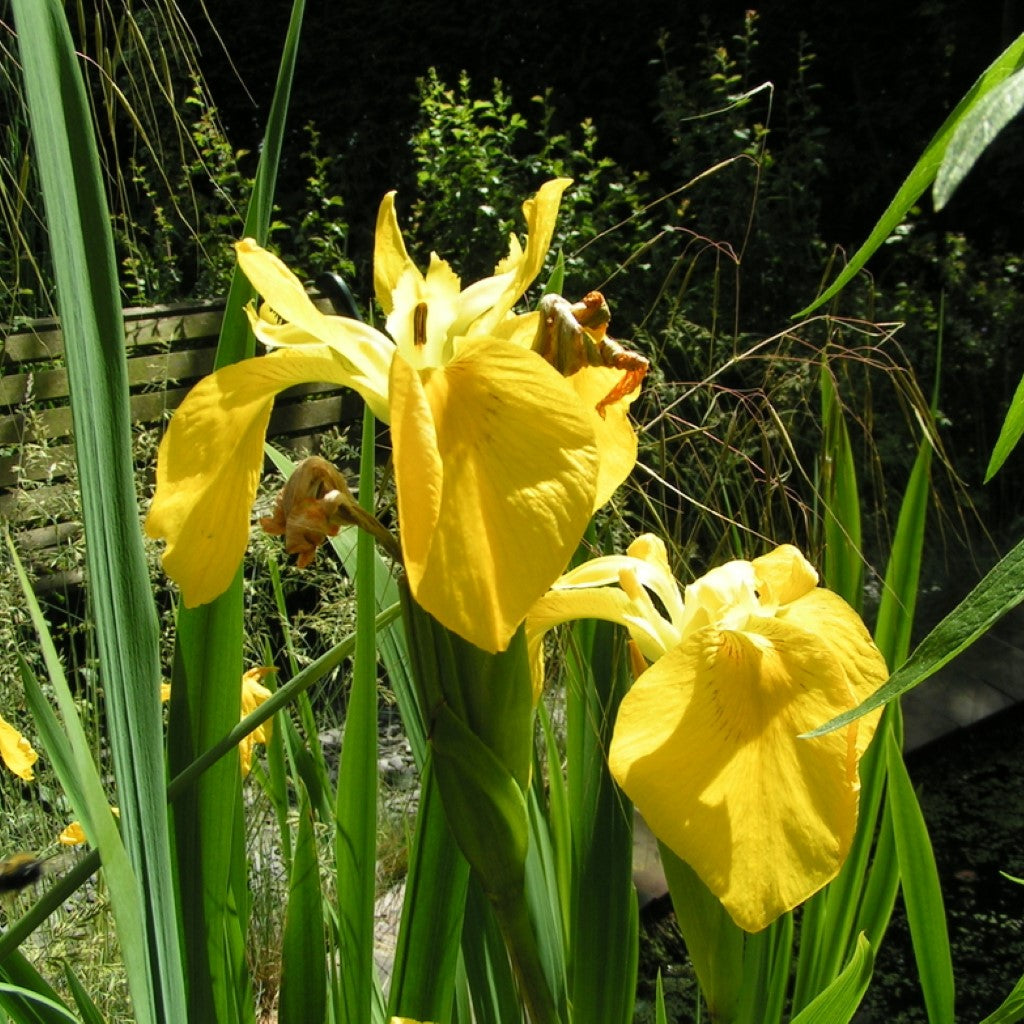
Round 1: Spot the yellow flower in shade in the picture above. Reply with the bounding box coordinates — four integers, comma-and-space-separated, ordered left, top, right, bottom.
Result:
59, 807, 119, 846
145, 179, 643, 653
58, 821, 87, 846
527, 536, 889, 932
0, 715, 38, 781
238, 667, 275, 777
161, 670, 275, 776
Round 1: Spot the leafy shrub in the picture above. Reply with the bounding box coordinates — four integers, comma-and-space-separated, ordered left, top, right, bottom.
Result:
403, 68, 654, 315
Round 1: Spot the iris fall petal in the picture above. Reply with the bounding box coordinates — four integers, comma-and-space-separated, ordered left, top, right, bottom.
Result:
146, 347, 363, 607
392, 337, 599, 653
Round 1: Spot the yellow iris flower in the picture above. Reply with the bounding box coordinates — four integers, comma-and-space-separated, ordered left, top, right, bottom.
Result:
238, 667, 274, 777
146, 179, 640, 653
161, 669, 274, 776
527, 536, 889, 932
0, 714, 38, 781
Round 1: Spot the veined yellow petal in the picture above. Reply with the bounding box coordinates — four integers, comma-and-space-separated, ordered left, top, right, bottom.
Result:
779, 587, 888, 758
146, 347, 365, 607
0, 716, 37, 781
609, 616, 863, 933
391, 338, 598, 652
374, 191, 414, 315
493, 316, 640, 508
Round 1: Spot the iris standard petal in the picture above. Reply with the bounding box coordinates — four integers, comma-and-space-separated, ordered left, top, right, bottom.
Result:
386, 254, 462, 365
236, 239, 333, 337
0, 716, 37, 781
751, 544, 819, 607
146, 347, 365, 607
391, 337, 598, 653
373, 191, 414, 314
471, 178, 572, 336
609, 616, 864, 933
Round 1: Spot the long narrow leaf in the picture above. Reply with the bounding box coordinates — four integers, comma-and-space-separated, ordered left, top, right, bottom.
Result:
796, 31, 1024, 316
334, 406, 381, 1024
388, 760, 470, 1022
166, 5, 306, 1020
11, 2, 184, 1019
565, 622, 638, 1024
886, 730, 955, 1022
279, 789, 327, 1024
789, 934, 874, 1024
986, 368, 1024, 481
980, 972, 1024, 1024
807, 534, 1024, 734
820, 365, 862, 607
0, 950, 77, 1024
934, 69, 1024, 209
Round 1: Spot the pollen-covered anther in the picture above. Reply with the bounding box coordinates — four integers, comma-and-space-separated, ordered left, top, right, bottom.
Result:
413, 302, 428, 347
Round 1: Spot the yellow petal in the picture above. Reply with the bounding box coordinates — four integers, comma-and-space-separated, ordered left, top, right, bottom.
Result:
493, 314, 639, 508
568, 366, 639, 509
472, 179, 572, 336
779, 587, 889, 758
236, 240, 331, 337
374, 191, 415, 315
751, 544, 819, 606
386, 253, 462, 365
391, 339, 598, 652
146, 347, 363, 607
526, 585, 637, 693
238, 665, 272, 778
59, 822, 87, 846
0, 716, 37, 781
609, 616, 864, 932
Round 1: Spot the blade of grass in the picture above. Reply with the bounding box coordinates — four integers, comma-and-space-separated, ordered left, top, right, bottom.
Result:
886, 728, 955, 1023
796, 31, 1024, 317
334, 405, 380, 1024
789, 933, 874, 1024
166, 4, 306, 1019
11, 2, 184, 1018
279, 788, 328, 1024
62, 965, 108, 1024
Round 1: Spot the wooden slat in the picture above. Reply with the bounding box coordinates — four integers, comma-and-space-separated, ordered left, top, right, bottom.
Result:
1, 295, 359, 581
2, 298, 229, 364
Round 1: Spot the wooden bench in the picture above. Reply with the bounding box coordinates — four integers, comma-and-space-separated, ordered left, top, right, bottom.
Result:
1, 296, 362, 590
